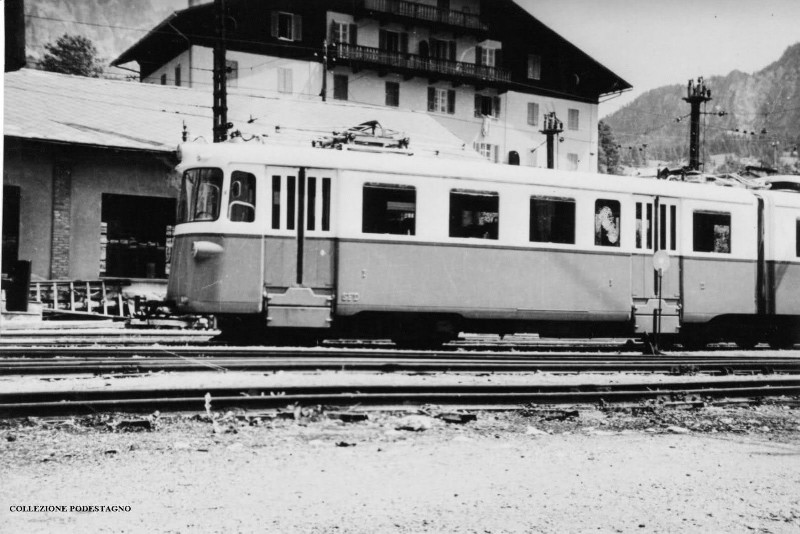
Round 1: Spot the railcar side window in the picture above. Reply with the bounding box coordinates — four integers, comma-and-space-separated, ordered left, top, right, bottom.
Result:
529, 197, 575, 244
797, 219, 800, 257
450, 190, 499, 240
670, 205, 677, 251
178, 168, 223, 223
362, 184, 416, 235
594, 199, 621, 247
228, 171, 256, 222
307, 177, 317, 231
635, 202, 653, 250
286, 176, 296, 230
271, 176, 281, 229
693, 211, 731, 253
322, 178, 331, 232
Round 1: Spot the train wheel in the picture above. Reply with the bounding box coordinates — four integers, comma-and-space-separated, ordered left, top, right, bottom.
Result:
768, 330, 796, 350
679, 335, 708, 351
734, 336, 758, 350
391, 316, 459, 350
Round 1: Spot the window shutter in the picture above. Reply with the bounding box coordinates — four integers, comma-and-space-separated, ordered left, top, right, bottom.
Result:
349, 23, 358, 44
427, 87, 435, 111
447, 89, 456, 114
495, 49, 503, 67
474, 94, 482, 117
271, 11, 279, 38
493, 96, 501, 118
493, 145, 499, 163
379, 30, 387, 50
448, 41, 456, 61
329, 20, 337, 42
400, 32, 409, 53
475, 46, 483, 66
293, 15, 303, 41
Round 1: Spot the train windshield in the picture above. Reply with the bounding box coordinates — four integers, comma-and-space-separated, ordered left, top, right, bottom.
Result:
177, 168, 223, 223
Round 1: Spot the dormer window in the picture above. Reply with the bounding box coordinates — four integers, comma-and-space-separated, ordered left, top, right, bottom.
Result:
271, 11, 302, 42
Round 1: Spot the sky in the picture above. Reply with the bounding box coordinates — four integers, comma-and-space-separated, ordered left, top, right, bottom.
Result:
520, 0, 800, 117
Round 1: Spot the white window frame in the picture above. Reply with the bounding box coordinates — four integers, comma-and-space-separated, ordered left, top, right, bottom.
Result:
527, 102, 539, 126
481, 47, 496, 67
433, 88, 449, 113
278, 67, 293, 94
475, 142, 498, 162
568, 108, 580, 131
334, 22, 350, 44
273, 11, 301, 42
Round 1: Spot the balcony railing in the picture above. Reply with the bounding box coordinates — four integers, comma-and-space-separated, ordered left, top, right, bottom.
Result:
361, 0, 488, 31
336, 43, 510, 84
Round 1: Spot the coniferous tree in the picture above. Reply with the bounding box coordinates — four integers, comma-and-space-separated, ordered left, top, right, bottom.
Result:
40, 34, 104, 77
598, 121, 621, 174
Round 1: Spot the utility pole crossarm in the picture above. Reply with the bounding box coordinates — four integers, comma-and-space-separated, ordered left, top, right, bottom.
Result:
539, 112, 564, 170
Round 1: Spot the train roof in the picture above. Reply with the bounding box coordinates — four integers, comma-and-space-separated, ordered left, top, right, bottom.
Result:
178, 141, 791, 205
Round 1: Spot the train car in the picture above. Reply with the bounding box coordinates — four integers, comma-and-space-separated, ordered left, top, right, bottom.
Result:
166, 140, 800, 348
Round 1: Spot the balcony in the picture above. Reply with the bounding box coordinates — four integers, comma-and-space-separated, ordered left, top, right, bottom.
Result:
335, 43, 511, 86
358, 0, 488, 34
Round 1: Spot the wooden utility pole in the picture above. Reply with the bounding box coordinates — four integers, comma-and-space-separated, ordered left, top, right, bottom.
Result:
212, 0, 230, 142
539, 112, 563, 169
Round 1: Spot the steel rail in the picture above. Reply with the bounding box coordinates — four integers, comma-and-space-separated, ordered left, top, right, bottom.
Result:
1, 346, 798, 360
2, 379, 799, 417
1, 359, 798, 376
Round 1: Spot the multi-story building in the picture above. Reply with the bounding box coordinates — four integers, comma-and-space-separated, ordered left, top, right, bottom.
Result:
113, 0, 630, 172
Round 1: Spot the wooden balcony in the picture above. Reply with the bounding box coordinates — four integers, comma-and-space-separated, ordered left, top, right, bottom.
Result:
335, 43, 510, 85
359, 0, 488, 33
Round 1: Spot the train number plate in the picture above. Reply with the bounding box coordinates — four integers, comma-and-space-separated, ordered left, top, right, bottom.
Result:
341, 292, 360, 303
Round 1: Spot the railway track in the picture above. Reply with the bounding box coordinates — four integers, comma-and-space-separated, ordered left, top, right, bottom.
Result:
1, 346, 800, 375
2, 377, 800, 418
3, 347, 799, 418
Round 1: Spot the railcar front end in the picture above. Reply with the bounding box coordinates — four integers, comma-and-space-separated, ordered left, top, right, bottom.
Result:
166, 147, 336, 339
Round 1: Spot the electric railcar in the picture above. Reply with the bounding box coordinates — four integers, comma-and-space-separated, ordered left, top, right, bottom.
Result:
166, 141, 800, 348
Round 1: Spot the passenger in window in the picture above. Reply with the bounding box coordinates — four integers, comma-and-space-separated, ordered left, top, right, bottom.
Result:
713, 225, 730, 253
595, 205, 620, 246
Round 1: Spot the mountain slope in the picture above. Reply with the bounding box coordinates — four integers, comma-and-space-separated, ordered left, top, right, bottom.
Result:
604, 43, 800, 168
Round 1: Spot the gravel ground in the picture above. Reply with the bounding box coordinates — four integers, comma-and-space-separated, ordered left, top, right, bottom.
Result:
5, 370, 799, 395
1, 402, 800, 533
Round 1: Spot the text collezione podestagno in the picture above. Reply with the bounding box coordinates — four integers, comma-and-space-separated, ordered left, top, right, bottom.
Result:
10, 505, 131, 512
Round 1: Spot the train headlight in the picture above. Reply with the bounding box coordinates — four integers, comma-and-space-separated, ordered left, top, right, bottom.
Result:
191, 241, 224, 260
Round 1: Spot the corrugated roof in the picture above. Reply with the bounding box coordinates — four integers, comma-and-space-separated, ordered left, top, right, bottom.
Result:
3, 69, 477, 158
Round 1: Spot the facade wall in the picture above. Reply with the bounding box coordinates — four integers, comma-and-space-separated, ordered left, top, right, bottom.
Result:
136, 0, 603, 172
3, 142, 55, 279
143, 49, 193, 87
145, 45, 598, 172
3, 140, 179, 281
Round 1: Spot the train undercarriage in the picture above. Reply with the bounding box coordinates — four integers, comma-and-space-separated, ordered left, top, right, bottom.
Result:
212, 311, 800, 350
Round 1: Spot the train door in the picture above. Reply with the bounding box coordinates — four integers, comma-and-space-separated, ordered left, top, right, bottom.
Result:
631, 196, 681, 336
264, 166, 335, 329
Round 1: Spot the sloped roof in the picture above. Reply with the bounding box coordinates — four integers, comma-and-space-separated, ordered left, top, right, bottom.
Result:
3, 69, 478, 158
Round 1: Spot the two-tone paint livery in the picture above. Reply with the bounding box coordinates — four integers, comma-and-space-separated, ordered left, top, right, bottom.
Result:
167, 142, 800, 348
